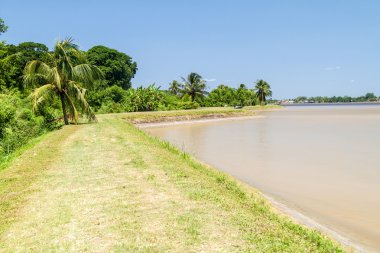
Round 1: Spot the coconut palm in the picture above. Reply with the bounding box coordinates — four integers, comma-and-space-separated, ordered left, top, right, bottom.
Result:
24, 38, 102, 125
254, 79, 272, 105
181, 72, 207, 102
168, 80, 183, 97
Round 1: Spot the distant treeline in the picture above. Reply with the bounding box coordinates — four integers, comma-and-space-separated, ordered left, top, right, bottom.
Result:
0, 17, 273, 160
285, 93, 379, 103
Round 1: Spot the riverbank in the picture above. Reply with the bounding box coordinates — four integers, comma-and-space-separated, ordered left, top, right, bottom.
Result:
120, 105, 281, 124
144, 106, 380, 252
0, 109, 346, 252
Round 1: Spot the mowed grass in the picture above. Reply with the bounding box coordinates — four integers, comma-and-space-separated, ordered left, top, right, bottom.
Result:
0, 111, 347, 252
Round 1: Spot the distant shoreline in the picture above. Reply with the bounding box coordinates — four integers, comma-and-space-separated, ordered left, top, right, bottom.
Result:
281, 101, 380, 106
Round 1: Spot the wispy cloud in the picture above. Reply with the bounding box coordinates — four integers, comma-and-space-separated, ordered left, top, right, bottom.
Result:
324, 66, 341, 71
350, 79, 355, 83
204, 78, 216, 82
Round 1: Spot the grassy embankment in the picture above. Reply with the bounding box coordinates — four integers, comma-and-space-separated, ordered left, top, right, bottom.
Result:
0, 106, 347, 252
121, 105, 280, 124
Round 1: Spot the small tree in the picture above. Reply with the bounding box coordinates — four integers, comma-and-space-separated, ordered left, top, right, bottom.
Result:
24, 38, 103, 125
236, 84, 256, 106
254, 79, 272, 105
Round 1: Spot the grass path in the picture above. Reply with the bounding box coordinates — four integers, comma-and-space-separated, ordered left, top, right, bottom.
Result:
0, 114, 345, 252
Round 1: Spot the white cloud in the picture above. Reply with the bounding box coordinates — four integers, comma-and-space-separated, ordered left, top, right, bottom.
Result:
324, 66, 341, 71
204, 78, 216, 82
350, 79, 355, 83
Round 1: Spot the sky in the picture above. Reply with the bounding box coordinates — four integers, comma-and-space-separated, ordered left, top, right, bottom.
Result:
1, 0, 380, 99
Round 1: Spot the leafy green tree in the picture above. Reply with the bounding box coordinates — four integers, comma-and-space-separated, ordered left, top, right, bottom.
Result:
87, 45, 137, 90
181, 72, 207, 102
0, 18, 7, 35
24, 38, 102, 125
88, 85, 128, 110
365, 92, 376, 100
205, 84, 237, 106
254, 79, 272, 105
236, 84, 256, 106
0, 42, 50, 90
204, 84, 256, 107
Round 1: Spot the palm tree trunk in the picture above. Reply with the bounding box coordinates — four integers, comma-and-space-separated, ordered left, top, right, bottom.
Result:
60, 92, 69, 125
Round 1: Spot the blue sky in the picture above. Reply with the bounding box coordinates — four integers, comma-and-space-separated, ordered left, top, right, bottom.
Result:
1, 0, 380, 98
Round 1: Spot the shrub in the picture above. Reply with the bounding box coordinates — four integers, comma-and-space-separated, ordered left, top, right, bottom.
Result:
0, 93, 56, 160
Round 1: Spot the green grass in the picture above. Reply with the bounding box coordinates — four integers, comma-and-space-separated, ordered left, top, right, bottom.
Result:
0, 126, 78, 237
0, 110, 347, 252
0, 132, 50, 172
119, 105, 281, 124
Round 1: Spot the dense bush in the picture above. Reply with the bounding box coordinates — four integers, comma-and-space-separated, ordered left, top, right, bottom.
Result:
89, 82, 259, 114
0, 93, 61, 159
89, 85, 201, 113
203, 84, 257, 107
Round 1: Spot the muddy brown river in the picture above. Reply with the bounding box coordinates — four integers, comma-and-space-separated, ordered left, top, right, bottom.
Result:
146, 105, 380, 252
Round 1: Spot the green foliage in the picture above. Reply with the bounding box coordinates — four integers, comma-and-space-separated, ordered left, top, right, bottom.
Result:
177, 95, 199, 109
204, 84, 256, 107
93, 85, 164, 113
0, 42, 50, 91
291, 93, 379, 103
91, 84, 201, 114
177, 101, 200, 110
205, 85, 237, 106
365, 92, 377, 101
90, 85, 128, 113
254, 79, 272, 105
168, 80, 183, 96
295, 96, 308, 103
0, 18, 7, 35
125, 85, 164, 111
0, 93, 59, 159
181, 72, 207, 102
89, 85, 127, 108
24, 38, 102, 125
87, 45, 137, 90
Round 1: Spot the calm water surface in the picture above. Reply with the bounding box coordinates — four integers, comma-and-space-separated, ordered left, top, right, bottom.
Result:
146, 105, 380, 252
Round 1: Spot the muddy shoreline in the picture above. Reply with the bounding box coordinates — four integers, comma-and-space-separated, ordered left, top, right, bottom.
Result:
137, 115, 265, 128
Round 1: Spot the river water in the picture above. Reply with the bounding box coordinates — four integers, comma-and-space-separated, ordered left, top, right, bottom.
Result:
146, 105, 380, 252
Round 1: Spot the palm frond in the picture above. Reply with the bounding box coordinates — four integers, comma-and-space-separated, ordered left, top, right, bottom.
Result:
61, 37, 79, 50
46, 67, 62, 91
67, 81, 97, 122
54, 41, 74, 79
23, 60, 52, 86
72, 64, 103, 86
29, 84, 55, 111
25, 38, 100, 125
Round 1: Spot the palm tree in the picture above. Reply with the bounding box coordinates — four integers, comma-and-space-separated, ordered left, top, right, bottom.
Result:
254, 79, 272, 105
168, 80, 183, 97
24, 38, 102, 125
181, 72, 207, 102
